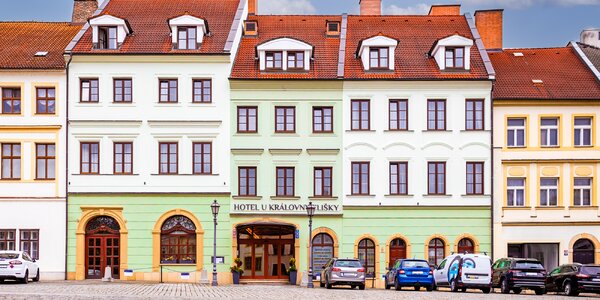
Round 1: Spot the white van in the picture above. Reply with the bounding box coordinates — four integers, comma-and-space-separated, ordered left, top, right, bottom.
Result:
433, 253, 492, 293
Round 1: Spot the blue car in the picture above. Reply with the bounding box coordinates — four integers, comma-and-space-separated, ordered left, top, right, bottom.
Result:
384, 259, 434, 291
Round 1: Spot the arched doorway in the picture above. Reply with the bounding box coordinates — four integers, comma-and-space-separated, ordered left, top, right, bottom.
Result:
389, 238, 406, 267
358, 238, 376, 277
574, 239, 595, 264
457, 238, 475, 254
237, 224, 295, 279
428, 238, 445, 266
312, 233, 334, 271
85, 216, 120, 279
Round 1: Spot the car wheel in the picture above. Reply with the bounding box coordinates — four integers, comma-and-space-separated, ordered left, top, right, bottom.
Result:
450, 279, 459, 292
534, 288, 546, 295
325, 277, 332, 289
21, 270, 29, 284
426, 285, 433, 292
359, 284, 365, 290
33, 269, 40, 282
512, 288, 521, 294
564, 281, 579, 297
414, 286, 420, 291
481, 288, 491, 294
394, 279, 401, 291
500, 278, 510, 294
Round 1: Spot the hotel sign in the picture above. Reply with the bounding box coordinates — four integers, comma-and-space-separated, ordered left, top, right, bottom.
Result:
231, 202, 342, 215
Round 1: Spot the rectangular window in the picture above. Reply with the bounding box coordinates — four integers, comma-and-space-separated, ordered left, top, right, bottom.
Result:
159, 142, 178, 174
80, 142, 99, 174
389, 162, 408, 195
369, 47, 389, 69
192, 79, 211, 103
314, 167, 332, 197
36, 144, 55, 180
507, 178, 525, 207
351, 162, 370, 195
574, 117, 592, 147
540, 118, 559, 147
1, 143, 20, 179
287, 51, 305, 69
466, 162, 484, 195
465, 99, 484, 130
113, 79, 132, 103
428, 162, 446, 195
574, 178, 592, 206
389, 100, 408, 131
193, 142, 211, 174
238, 167, 257, 196
540, 178, 558, 206
327, 21, 340, 36
276, 167, 295, 197
98, 26, 117, 49
351, 100, 370, 130
427, 100, 446, 130
2, 88, 21, 114
0, 230, 16, 251
237, 106, 258, 133
20, 230, 39, 260
159, 79, 178, 103
266, 51, 283, 70
313, 107, 333, 133
275, 107, 295, 133
80, 79, 99, 102
507, 118, 526, 147
177, 27, 197, 50
445, 47, 464, 69
113, 142, 133, 175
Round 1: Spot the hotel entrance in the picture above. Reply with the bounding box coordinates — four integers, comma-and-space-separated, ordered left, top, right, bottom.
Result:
237, 224, 295, 280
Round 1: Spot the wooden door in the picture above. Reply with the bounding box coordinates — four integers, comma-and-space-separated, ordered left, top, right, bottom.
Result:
85, 235, 120, 279
389, 238, 407, 267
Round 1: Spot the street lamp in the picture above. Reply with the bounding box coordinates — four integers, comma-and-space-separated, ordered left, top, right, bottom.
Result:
306, 201, 316, 288
211, 199, 220, 287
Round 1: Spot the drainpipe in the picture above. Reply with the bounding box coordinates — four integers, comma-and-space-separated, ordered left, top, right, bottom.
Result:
64, 54, 72, 280
490, 81, 495, 259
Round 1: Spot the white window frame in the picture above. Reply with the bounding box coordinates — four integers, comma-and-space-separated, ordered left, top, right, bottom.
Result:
507, 178, 525, 207
540, 117, 559, 147
574, 117, 592, 147
507, 118, 526, 147
540, 177, 558, 207
574, 177, 592, 206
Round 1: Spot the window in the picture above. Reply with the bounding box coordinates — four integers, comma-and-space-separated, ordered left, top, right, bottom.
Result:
314, 167, 332, 197
98, 26, 117, 49
507, 178, 525, 207
36, 144, 55, 180
312, 233, 334, 271
351, 162, 370, 195
445, 47, 464, 69
2, 143, 21, 179
507, 118, 526, 147
389, 100, 408, 131
465, 99, 484, 130
192, 79, 211, 103
573, 239, 595, 264
275, 107, 295, 133
574, 178, 592, 206
80, 142, 99, 174
313, 107, 333, 133
358, 239, 375, 277
20, 230, 39, 260
80, 79, 99, 102
159, 79, 178, 103
177, 27, 197, 50
244, 21, 257, 35
238, 167, 257, 196
427, 100, 446, 130
428, 238, 445, 266
287, 52, 305, 69
351, 100, 370, 130
540, 118, 559, 147
113, 79, 132, 103
113, 142, 132, 175
276, 167, 294, 197
369, 47, 389, 69
159, 142, 178, 174
428, 162, 446, 195
540, 178, 558, 206
36, 87, 56, 114
389, 162, 408, 195
266, 51, 283, 70
160, 215, 196, 264
466, 162, 484, 195
0, 230, 15, 250
237, 107, 258, 133
326, 21, 340, 36
574, 117, 592, 147
457, 238, 474, 254
192, 142, 211, 174
2, 88, 21, 114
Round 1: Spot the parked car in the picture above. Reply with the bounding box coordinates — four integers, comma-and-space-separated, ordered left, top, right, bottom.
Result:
319, 258, 366, 290
0, 251, 40, 284
384, 259, 434, 291
492, 258, 546, 295
433, 253, 492, 293
546, 264, 600, 296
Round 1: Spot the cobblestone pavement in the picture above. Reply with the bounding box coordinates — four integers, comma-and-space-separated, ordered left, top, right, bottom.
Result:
1, 281, 599, 299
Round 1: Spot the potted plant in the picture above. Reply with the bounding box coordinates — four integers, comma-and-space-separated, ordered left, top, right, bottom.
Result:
160, 255, 176, 264
288, 257, 298, 285
230, 257, 243, 284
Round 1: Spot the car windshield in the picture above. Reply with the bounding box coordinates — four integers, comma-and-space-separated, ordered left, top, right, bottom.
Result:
514, 261, 544, 270
0, 253, 19, 260
334, 260, 362, 268
402, 260, 429, 268
581, 266, 600, 275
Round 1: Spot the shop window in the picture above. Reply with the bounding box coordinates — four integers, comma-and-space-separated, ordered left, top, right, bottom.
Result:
428, 238, 445, 266
312, 233, 334, 271
20, 230, 39, 260
160, 215, 196, 264
573, 239, 595, 264
358, 238, 375, 277
457, 238, 474, 254
389, 238, 406, 267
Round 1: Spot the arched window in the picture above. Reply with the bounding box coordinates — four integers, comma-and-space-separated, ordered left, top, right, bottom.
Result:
358, 238, 375, 277
160, 215, 196, 264
574, 239, 595, 264
312, 233, 334, 271
428, 238, 445, 266
389, 238, 406, 267
458, 238, 474, 254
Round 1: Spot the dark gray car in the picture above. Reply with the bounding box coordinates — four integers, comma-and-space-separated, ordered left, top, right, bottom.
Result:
319, 258, 366, 290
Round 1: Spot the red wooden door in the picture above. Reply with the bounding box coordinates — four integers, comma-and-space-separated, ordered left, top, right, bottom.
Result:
389, 238, 407, 267
86, 236, 103, 279
85, 235, 120, 279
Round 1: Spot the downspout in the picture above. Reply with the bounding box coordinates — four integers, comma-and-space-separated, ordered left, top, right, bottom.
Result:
64, 54, 72, 280
490, 80, 495, 259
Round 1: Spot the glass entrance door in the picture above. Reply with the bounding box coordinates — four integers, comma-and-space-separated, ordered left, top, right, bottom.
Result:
237, 224, 296, 280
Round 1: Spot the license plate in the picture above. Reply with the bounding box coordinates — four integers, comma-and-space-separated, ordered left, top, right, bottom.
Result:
413, 271, 423, 275
526, 272, 537, 276
467, 275, 479, 279
0, 266, 6, 269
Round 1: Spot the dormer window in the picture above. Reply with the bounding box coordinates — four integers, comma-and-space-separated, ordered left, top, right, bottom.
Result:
257, 38, 313, 72
369, 47, 389, 69
287, 52, 304, 69
98, 26, 117, 50
266, 51, 283, 70
430, 34, 472, 71
168, 14, 208, 50
244, 21, 257, 36
177, 27, 197, 50
357, 35, 398, 71
445, 47, 464, 69
327, 21, 340, 36
89, 14, 132, 50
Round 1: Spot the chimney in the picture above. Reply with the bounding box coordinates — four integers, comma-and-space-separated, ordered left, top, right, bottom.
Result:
248, 0, 258, 15
71, 0, 97, 24
428, 4, 461, 16
360, 0, 381, 15
581, 29, 600, 48
475, 9, 504, 50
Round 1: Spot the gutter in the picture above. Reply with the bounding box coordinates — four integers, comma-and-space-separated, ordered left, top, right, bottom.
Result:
64, 54, 72, 281
337, 13, 348, 78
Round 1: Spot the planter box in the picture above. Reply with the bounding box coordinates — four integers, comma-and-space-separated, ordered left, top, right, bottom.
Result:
232, 272, 241, 284
289, 271, 297, 285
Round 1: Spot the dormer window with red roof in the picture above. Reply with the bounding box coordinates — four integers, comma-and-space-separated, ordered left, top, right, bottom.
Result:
369, 47, 389, 69
430, 35, 472, 71
89, 14, 132, 50
287, 52, 305, 69
177, 27, 197, 50
445, 47, 465, 69
257, 38, 313, 72
168, 14, 208, 50
244, 21, 258, 36
357, 35, 398, 71
98, 26, 117, 50
266, 51, 283, 70
327, 21, 340, 36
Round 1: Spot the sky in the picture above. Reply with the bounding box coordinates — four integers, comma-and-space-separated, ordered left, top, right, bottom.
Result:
0, 0, 598, 48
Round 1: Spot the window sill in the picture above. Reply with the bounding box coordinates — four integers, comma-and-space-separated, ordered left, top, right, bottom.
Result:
233, 196, 262, 200
421, 194, 452, 198
271, 133, 300, 137
569, 206, 598, 210
422, 130, 451, 133
159, 263, 196, 266
72, 173, 139, 176
383, 130, 414, 133
154, 103, 182, 107
310, 133, 336, 136
308, 196, 338, 201
574, 145, 594, 148
535, 206, 563, 210
502, 206, 530, 210
346, 194, 375, 198
150, 173, 219, 176
270, 196, 301, 200
460, 130, 490, 133
461, 194, 491, 197
234, 132, 260, 136
505, 146, 527, 149
345, 130, 375, 133
384, 194, 414, 198
540, 146, 560, 149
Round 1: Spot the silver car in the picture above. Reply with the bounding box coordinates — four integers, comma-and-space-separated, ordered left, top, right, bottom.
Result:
319, 258, 366, 290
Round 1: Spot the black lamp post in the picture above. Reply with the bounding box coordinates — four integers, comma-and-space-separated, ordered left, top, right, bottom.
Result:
211, 199, 220, 287
306, 201, 316, 288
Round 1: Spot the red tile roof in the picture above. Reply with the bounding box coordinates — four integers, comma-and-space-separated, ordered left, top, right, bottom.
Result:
489, 47, 600, 100
0, 22, 81, 69
72, 0, 240, 54
230, 15, 342, 80
344, 15, 489, 80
